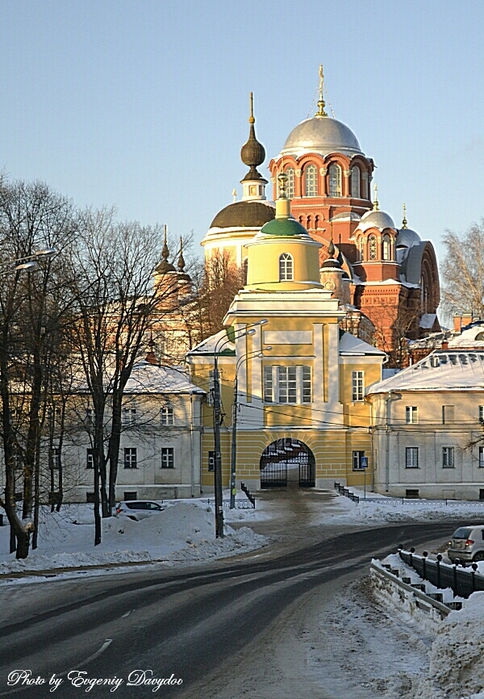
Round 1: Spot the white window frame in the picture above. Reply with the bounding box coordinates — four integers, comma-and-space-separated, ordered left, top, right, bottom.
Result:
286, 167, 295, 199
124, 447, 138, 469
442, 446, 455, 468
122, 407, 137, 426
161, 406, 174, 426
305, 164, 318, 197
352, 450, 366, 471
263, 365, 312, 404
161, 447, 175, 469
405, 406, 418, 424
351, 165, 361, 198
351, 371, 364, 402
479, 446, 484, 468
328, 163, 342, 196
86, 448, 94, 470
405, 447, 419, 468
279, 253, 293, 281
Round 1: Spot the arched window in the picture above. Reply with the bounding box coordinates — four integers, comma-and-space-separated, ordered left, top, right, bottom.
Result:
279, 253, 293, 281
368, 235, 377, 260
243, 258, 248, 285
358, 237, 364, 261
382, 234, 391, 260
351, 165, 361, 198
329, 164, 342, 197
305, 164, 318, 197
286, 167, 295, 199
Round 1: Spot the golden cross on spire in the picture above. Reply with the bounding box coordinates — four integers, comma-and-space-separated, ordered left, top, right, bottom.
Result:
316, 64, 327, 117
373, 183, 379, 211
402, 203, 408, 228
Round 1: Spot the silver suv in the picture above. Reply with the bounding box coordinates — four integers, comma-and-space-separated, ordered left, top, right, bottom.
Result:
115, 500, 165, 521
448, 524, 484, 563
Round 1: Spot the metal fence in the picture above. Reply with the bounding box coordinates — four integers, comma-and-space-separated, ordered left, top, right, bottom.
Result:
398, 548, 484, 598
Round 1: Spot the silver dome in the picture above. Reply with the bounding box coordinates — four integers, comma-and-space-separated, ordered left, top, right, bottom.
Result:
396, 227, 421, 248
281, 115, 363, 157
357, 209, 396, 233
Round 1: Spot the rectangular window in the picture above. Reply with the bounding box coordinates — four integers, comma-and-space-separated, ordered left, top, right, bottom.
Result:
86, 448, 94, 469
352, 371, 364, 402
161, 447, 174, 469
442, 446, 455, 468
122, 408, 137, 426
208, 450, 215, 472
479, 406, 484, 423
352, 451, 366, 470
263, 366, 312, 404
405, 447, 419, 468
161, 406, 174, 426
50, 447, 60, 470
442, 405, 454, 424
405, 406, 418, 424
479, 446, 484, 468
124, 447, 137, 469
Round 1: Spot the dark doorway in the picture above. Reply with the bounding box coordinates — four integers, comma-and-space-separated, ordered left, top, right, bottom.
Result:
260, 438, 315, 488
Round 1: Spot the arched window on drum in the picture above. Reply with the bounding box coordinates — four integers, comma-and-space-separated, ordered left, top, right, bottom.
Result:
279, 253, 293, 281
329, 164, 342, 197
368, 235, 377, 260
305, 164, 318, 197
382, 234, 391, 260
285, 167, 295, 200
351, 165, 361, 198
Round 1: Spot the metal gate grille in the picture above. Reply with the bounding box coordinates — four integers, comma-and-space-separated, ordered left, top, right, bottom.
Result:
260, 438, 315, 488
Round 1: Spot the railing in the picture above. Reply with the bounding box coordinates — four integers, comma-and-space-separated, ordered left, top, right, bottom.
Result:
398, 548, 484, 598
240, 482, 256, 507
334, 482, 360, 503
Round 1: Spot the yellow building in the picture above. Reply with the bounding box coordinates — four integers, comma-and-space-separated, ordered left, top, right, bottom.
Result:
187, 174, 386, 492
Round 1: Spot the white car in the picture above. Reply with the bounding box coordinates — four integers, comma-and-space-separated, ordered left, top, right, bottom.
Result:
115, 500, 165, 521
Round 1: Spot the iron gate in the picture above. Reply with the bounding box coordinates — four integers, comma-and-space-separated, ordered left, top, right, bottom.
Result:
260, 438, 315, 488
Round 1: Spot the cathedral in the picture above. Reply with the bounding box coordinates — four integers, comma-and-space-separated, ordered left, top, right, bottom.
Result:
202, 72, 441, 362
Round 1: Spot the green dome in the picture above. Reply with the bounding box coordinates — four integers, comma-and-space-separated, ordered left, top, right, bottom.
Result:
260, 217, 309, 238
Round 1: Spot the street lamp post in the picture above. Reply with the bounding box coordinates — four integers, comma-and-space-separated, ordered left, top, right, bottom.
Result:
229, 346, 272, 509
212, 320, 267, 537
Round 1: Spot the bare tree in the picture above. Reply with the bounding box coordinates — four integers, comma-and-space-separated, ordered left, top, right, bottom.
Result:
441, 222, 484, 322
0, 179, 77, 559
66, 210, 181, 544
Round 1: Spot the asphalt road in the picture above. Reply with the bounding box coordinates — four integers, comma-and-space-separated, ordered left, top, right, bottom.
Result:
0, 491, 458, 699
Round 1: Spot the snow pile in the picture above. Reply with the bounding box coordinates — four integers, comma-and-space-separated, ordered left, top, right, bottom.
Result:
416, 594, 484, 699
0, 501, 269, 576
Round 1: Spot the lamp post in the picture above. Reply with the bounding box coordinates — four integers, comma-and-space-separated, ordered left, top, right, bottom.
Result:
230, 346, 272, 509
212, 320, 267, 537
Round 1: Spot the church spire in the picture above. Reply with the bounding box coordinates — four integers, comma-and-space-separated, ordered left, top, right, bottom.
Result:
240, 93, 267, 200
402, 203, 408, 229
373, 183, 380, 211
316, 64, 328, 117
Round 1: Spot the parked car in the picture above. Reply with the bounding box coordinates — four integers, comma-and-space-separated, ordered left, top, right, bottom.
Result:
115, 500, 165, 521
447, 524, 484, 563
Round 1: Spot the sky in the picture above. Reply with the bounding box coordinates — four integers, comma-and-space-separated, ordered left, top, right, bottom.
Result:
1, 0, 484, 266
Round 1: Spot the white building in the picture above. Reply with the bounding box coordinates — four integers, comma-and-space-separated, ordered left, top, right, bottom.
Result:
367, 327, 484, 500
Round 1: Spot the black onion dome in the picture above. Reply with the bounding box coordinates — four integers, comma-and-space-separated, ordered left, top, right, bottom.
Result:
241, 123, 266, 168
210, 201, 275, 229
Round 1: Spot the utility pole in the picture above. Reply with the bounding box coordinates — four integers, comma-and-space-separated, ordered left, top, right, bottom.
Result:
212, 354, 224, 538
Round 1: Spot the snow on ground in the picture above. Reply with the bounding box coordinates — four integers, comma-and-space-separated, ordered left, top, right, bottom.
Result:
1, 489, 484, 698
0, 497, 270, 576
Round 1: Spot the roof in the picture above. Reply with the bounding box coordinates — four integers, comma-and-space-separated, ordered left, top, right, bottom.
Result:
281, 115, 363, 158
210, 200, 275, 230
339, 332, 386, 356
187, 328, 235, 357
259, 216, 309, 238
124, 362, 206, 394
368, 350, 484, 393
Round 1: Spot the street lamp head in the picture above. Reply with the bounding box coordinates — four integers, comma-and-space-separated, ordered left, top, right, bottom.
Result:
34, 248, 57, 258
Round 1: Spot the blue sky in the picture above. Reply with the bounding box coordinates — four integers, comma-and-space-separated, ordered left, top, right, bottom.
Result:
1, 0, 483, 265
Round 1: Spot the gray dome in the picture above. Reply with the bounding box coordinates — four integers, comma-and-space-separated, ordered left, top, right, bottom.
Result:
396, 227, 421, 248
210, 200, 275, 230
357, 209, 396, 233
281, 115, 363, 158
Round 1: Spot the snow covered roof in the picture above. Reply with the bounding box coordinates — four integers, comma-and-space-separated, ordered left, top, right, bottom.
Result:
339, 332, 386, 356
124, 361, 205, 394
187, 329, 235, 357
368, 350, 484, 393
